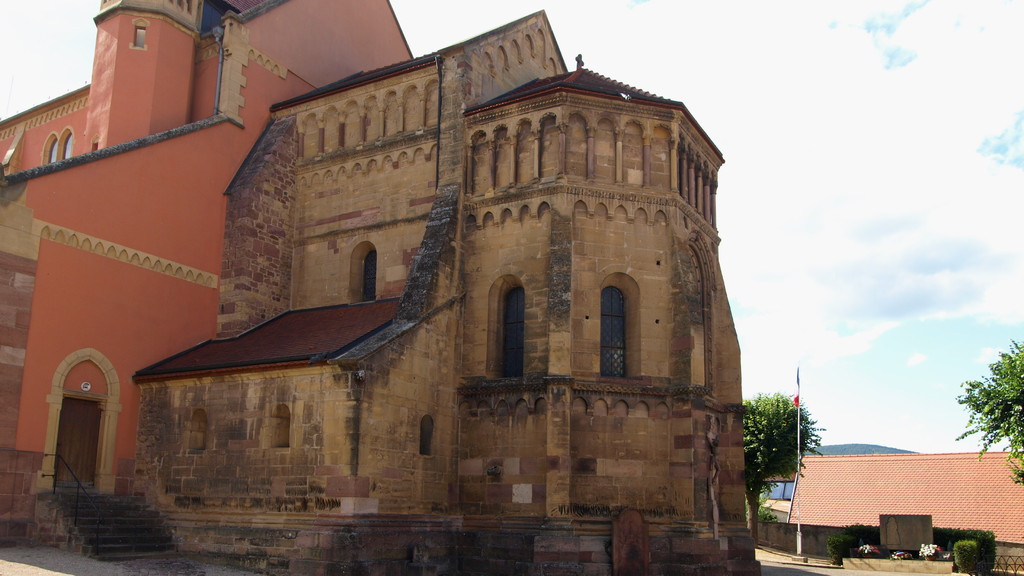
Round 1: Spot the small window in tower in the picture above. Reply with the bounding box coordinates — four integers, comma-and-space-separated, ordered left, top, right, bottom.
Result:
133, 25, 147, 48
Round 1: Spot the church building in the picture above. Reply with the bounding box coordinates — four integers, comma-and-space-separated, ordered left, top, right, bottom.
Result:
1, 2, 757, 575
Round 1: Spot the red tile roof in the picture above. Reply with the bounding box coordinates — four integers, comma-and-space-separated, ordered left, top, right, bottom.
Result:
468, 67, 680, 113
465, 67, 724, 163
223, 0, 264, 12
136, 299, 399, 378
794, 453, 1024, 543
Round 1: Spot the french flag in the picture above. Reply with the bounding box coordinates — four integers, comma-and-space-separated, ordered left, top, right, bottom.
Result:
793, 367, 800, 407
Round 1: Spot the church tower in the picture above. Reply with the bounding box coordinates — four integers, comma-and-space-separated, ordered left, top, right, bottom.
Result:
86, 0, 204, 149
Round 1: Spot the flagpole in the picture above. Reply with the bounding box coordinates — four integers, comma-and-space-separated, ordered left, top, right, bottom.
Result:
795, 366, 803, 558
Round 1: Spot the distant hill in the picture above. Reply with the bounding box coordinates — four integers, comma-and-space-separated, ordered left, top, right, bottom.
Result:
817, 444, 916, 455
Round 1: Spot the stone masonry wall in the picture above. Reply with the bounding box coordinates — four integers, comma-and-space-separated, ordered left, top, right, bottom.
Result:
0, 449, 43, 540
217, 117, 297, 338
289, 66, 440, 310
0, 250, 35, 449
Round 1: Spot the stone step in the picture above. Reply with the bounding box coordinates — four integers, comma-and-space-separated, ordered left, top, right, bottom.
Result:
43, 491, 177, 559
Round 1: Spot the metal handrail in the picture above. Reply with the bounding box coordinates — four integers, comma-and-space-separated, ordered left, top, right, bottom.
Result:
42, 453, 103, 556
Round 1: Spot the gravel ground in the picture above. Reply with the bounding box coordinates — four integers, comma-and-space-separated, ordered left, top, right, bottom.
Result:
1, 544, 872, 576
0, 545, 264, 576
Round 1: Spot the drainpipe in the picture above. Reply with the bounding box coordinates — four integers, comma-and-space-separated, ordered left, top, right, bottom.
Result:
434, 55, 443, 185
212, 26, 225, 116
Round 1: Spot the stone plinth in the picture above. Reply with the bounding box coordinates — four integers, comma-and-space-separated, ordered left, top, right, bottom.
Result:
881, 514, 933, 551
845, 558, 952, 574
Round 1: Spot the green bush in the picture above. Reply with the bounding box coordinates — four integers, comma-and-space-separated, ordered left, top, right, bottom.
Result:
935, 528, 996, 565
843, 524, 881, 545
827, 534, 858, 566
953, 540, 979, 573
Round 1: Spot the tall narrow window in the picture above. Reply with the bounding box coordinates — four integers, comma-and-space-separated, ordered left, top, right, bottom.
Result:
133, 25, 147, 48
419, 415, 434, 456
601, 286, 626, 377
188, 409, 208, 451
45, 136, 59, 164
362, 250, 377, 301
60, 131, 74, 160
271, 404, 290, 448
502, 286, 524, 377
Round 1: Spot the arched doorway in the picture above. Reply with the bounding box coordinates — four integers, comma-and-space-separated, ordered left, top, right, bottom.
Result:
40, 349, 121, 492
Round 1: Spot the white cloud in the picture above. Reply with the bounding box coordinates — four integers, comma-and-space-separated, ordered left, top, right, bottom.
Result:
906, 353, 928, 367
974, 347, 1001, 365
980, 111, 1024, 169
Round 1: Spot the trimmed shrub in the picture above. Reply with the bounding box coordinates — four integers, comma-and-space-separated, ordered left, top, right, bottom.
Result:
828, 534, 858, 566
953, 540, 979, 573
843, 524, 881, 545
935, 528, 996, 565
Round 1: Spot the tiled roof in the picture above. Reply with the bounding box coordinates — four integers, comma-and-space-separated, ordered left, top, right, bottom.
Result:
466, 66, 724, 162
223, 0, 265, 12
272, 56, 437, 111
468, 67, 682, 113
135, 299, 399, 378
794, 453, 1024, 543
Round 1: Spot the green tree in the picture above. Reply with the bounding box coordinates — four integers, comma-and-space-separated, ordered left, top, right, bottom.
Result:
743, 392, 821, 542
957, 340, 1024, 484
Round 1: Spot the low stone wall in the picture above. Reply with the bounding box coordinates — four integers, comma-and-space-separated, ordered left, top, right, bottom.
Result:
758, 522, 844, 558
759, 522, 1023, 563
998, 541, 1024, 557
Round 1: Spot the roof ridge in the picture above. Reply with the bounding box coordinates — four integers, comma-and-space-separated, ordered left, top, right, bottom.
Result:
579, 68, 658, 98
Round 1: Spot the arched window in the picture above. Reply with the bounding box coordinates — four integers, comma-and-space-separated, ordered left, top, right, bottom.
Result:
44, 135, 59, 164
362, 250, 377, 301
60, 130, 74, 160
271, 404, 290, 448
188, 409, 207, 451
600, 286, 626, 377
502, 286, 525, 377
419, 415, 434, 456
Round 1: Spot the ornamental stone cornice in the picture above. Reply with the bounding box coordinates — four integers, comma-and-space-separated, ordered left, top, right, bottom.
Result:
296, 213, 430, 247
461, 181, 721, 243
572, 380, 671, 398
296, 129, 438, 172
459, 373, 551, 397
465, 94, 568, 125
0, 93, 89, 138
35, 221, 218, 288
671, 385, 711, 399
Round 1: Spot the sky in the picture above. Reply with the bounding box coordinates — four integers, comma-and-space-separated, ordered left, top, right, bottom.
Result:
3, 1, 1023, 455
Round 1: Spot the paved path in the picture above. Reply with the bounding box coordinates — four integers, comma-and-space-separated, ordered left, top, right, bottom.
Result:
0, 545, 262, 576
1, 543, 894, 576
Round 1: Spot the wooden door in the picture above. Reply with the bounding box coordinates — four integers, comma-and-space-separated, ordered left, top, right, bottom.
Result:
56, 397, 101, 484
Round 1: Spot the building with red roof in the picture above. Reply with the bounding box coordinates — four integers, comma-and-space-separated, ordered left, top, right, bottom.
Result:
793, 453, 1024, 544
